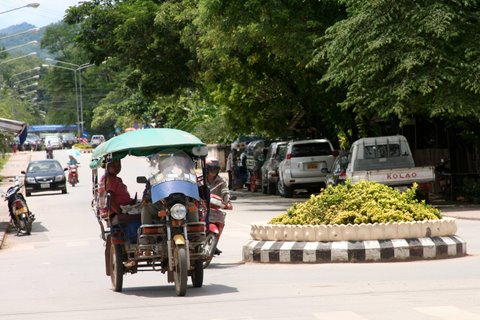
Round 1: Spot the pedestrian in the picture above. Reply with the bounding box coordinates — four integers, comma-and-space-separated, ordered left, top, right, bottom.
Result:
226, 150, 234, 190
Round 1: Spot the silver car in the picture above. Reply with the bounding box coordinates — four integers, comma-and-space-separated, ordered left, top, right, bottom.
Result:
277, 139, 337, 197
260, 141, 288, 195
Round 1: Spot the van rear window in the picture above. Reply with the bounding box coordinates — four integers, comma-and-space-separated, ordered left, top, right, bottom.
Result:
291, 143, 332, 157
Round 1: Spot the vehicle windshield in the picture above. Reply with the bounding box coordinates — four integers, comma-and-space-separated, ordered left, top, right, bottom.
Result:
148, 150, 197, 186
28, 161, 62, 173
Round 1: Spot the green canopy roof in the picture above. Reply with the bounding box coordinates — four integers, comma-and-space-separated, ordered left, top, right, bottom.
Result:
90, 128, 206, 168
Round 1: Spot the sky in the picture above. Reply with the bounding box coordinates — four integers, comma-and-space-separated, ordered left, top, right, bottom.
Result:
0, 0, 85, 30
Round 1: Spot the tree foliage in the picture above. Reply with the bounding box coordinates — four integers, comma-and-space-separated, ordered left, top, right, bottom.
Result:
314, 0, 480, 126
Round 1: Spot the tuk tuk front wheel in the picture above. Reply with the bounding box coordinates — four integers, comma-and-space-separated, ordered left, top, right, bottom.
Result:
174, 245, 188, 296
191, 259, 204, 288
110, 243, 125, 292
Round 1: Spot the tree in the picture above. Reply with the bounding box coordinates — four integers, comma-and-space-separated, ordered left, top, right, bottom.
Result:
188, 0, 348, 139
314, 0, 480, 130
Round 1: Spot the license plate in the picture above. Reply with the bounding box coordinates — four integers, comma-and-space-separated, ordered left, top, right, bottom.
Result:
40, 183, 50, 189
307, 163, 318, 169
16, 207, 28, 214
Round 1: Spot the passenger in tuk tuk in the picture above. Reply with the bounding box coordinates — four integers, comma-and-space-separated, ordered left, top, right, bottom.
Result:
98, 159, 136, 217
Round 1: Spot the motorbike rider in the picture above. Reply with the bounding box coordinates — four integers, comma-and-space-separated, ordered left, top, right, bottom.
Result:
205, 158, 232, 255
67, 155, 80, 183
46, 142, 53, 158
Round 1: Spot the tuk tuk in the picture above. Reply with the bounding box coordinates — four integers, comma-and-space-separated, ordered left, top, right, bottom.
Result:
90, 128, 211, 295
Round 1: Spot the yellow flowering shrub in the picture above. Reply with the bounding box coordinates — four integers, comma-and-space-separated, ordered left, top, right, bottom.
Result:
269, 180, 442, 225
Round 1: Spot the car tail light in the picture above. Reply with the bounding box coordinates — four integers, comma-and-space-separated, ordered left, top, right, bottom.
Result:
332, 150, 339, 157
338, 170, 347, 180
286, 153, 292, 160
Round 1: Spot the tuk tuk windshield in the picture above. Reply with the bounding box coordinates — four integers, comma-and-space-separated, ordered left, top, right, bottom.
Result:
148, 150, 197, 186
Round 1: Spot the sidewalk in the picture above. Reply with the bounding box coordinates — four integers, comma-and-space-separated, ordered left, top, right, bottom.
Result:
0, 151, 32, 248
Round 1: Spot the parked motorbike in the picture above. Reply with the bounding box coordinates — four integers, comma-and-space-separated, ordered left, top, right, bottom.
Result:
3, 176, 35, 235
202, 193, 231, 268
435, 158, 452, 200
68, 164, 79, 186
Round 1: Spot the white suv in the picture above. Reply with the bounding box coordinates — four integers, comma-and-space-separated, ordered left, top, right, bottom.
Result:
277, 139, 337, 197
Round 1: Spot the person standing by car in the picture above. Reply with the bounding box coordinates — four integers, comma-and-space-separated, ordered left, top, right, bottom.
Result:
226, 150, 234, 190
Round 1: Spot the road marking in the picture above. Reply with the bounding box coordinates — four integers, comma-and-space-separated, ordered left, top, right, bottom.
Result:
313, 311, 368, 319
415, 306, 479, 320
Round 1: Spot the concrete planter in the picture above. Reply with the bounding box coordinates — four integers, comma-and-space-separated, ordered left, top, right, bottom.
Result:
250, 217, 458, 242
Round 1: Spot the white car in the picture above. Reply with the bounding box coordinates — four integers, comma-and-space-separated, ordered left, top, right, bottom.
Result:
90, 135, 105, 147
44, 135, 62, 149
277, 139, 337, 197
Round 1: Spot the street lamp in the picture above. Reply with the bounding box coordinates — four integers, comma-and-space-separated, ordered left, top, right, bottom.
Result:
0, 52, 37, 65
0, 41, 38, 54
0, 28, 40, 41
44, 58, 95, 136
11, 74, 40, 87
0, 3, 40, 15
9, 66, 41, 80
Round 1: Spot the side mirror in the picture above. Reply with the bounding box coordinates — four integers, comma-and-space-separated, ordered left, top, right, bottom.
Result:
21, 171, 26, 174
136, 176, 147, 184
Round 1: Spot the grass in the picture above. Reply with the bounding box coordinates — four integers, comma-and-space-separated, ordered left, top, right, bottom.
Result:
0, 154, 10, 182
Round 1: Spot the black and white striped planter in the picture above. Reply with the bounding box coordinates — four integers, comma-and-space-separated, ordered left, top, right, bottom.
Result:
242, 218, 467, 263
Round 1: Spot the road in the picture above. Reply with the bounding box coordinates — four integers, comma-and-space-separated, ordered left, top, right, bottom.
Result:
1, 149, 480, 320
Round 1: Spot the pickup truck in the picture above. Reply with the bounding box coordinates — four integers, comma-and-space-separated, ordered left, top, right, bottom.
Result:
335, 135, 435, 201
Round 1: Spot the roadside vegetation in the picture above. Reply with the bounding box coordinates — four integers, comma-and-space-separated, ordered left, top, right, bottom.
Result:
270, 181, 442, 225
2, 1, 480, 149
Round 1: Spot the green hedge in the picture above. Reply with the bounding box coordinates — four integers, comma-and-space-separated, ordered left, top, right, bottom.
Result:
270, 180, 442, 225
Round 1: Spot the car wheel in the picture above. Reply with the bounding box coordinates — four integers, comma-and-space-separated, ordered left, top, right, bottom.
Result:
26, 191, 31, 197
62, 188, 67, 194
267, 181, 276, 195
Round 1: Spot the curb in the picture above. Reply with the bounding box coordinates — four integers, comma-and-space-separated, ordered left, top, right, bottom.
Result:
242, 236, 467, 263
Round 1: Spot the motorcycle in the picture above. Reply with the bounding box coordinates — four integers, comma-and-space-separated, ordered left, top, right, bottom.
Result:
46, 148, 53, 159
202, 193, 231, 268
91, 128, 210, 295
3, 176, 35, 235
68, 164, 79, 186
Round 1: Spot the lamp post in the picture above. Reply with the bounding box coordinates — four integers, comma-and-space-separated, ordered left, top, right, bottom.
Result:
11, 74, 40, 87
0, 3, 40, 15
0, 41, 38, 54
44, 58, 94, 136
0, 28, 40, 41
0, 52, 37, 65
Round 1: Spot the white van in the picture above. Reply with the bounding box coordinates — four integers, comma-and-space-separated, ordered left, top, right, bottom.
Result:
90, 135, 105, 147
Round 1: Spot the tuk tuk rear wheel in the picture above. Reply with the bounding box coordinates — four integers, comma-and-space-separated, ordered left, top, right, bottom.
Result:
191, 259, 204, 288
174, 245, 188, 296
110, 243, 124, 292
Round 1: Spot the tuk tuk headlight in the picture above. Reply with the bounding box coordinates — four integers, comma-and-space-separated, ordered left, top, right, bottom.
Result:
170, 204, 187, 220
